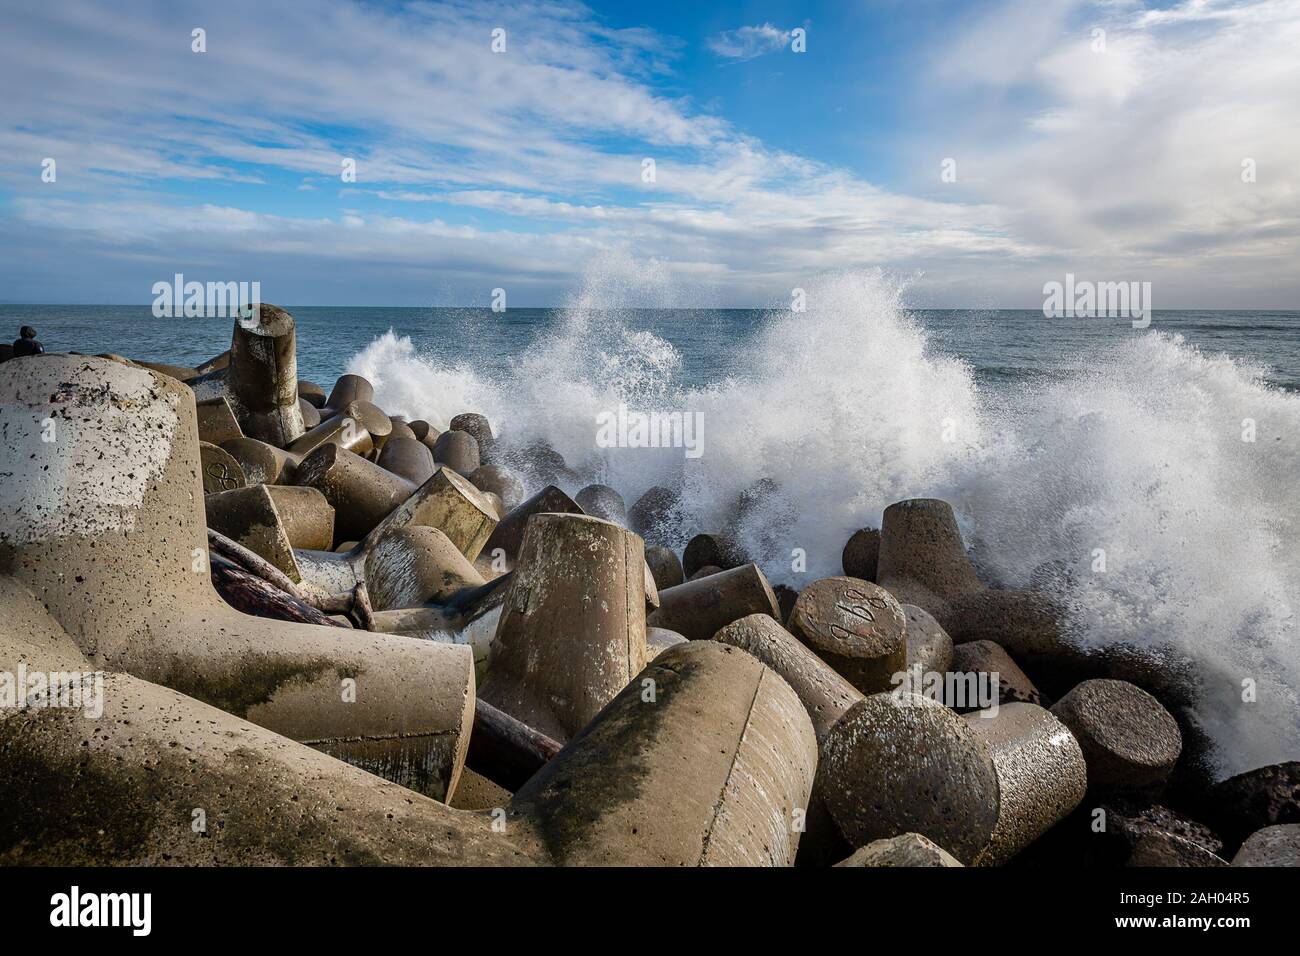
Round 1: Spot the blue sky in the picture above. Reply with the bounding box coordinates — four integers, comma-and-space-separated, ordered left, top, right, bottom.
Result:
1, 0, 1297, 307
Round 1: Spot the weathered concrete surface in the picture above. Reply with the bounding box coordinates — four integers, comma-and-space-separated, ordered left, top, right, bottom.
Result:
263, 485, 335, 551
964, 703, 1087, 865
787, 577, 907, 694
714, 613, 861, 745
876, 499, 983, 613
841, 527, 880, 582
575, 484, 626, 525
377, 435, 436, 486
449, 412, 494, 456
432, 429, 480, 475
325, 373, 373, 410
483, 485, 583, 564
468, 464, 525, 513
365, 526, 485, 610
370, 466, 497, 562
627, 485, 680, 545
287, 407, 374, 459
482, 513, 647, 742
196, 396, 243, 445
0, 581, 529, 865
835, 833, 963, 867
199, 440, 246, 494
299, 397, 321, 429
714, 612, 863, 867
682, 532, 749, 578
0, 356, 476, 801
646, 626, 687, 660
950, 639, 1044, 710
508, 642, 817, 866
226, 304, 307, 447
222, 435, 299, 485
645, 544, 685, 590
206, 484, 304, 583
647, 563, 781, 641
1231, 824, 1300, 866
1050, 678, 1182, 796
822, 692, 1000, 865
902, 603, 953, 676
298, 379, 326, 408
294, 443, 415, 542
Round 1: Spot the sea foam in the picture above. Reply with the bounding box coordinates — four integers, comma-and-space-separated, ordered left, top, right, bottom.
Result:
348, 262, 1299, 778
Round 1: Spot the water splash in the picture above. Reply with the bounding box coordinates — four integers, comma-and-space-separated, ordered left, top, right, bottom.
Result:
348, 257, 1299, 777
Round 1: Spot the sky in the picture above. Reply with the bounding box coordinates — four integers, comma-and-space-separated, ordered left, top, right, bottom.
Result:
0, 0, 1297, 308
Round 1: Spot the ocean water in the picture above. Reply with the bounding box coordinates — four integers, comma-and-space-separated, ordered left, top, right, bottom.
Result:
2, 270, 1297, 777
2, 302, 1297, 395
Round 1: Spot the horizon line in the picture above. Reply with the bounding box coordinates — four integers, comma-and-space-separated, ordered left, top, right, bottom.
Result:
2, 303, 1298, 314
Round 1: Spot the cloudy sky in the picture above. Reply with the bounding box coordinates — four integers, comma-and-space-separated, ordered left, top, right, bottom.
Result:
1, 0, 1297, 308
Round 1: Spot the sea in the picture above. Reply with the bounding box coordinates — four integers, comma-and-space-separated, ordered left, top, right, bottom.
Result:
2, 273, 1297, 777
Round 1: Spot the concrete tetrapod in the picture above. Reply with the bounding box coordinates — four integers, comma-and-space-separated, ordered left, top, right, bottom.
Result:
627, 485, 680, 545
507, 642, 818, 866
199, 441, 246, 494
786, 577, 908, 694
263, 485, 335, 552
841, 527, 880, 582
364, 526, 485, 610
836, 834, 963, 867
287, 407, 374, 459
902, 603, 953, 675
432, 429, 480, 475
0, 576, 526, 865
224, 303, 306, 447
1049, 678, 1182, 797
299, 398, 321, 429
646, 626, 687, 660
482, 484, 584, 566
0, 355, 477, 800
377, 435, 436, 486
3, 575, 822, 866
682, 532, 749, 579
468, 464, 525, 513
822, 692, 1001, 865
293, 465, 498, 595
294, 443, 415, 543
714, 613, 863, 865
645, 544, 685, 590
877, 497, 1095, 688
196, 396, 242, 445
221, 436, 299, 485
714, 613, 861, 744
823, 692, 1086, 866
962, 702, 1088, 866
574, 484, 626, 524
205, 484, 304, 583
647, 563, 782, 641
324, 373, 374, 411
875, 498, 983, 613
481, 513, 648, 742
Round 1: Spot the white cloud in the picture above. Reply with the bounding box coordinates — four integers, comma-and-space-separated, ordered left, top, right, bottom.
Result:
0, 0, 1296, 308
706, 23, 791, 60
